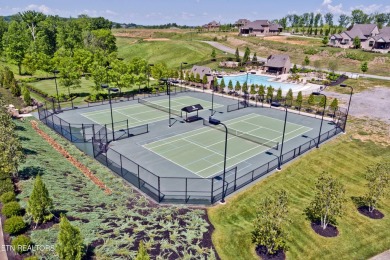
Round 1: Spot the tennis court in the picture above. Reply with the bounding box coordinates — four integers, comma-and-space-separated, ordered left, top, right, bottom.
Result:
144, 113, 312, 178
80, 96, 223, 129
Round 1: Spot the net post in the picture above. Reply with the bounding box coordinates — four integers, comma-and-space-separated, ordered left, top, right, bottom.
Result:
234, 167, 237, 190
82, 124, 85, 142
92, 137, 96, 157
126, 120, 129, 137
59, 118, 64, 136
105, 124, 108, 143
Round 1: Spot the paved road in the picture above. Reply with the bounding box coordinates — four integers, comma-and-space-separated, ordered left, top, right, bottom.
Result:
201, 41, 390, 81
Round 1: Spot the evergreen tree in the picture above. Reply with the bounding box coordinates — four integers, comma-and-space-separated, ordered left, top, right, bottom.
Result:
276, 88, 282, 101
202, 74, 208, 89
185, 71, 190, 82
258, 84, 265, 100
329, 98, 338, 112
242, 82, 248, 93
22, 87, 32, 106
211, 49, 217, 60
286, 89, 293, 106
304, 56, 310, 68
361, 61, 368, 74
243, 46, 250, 64
136, 241, 150, 260
55, 215, 84, 260
252, 53, 258, 63
228, 79, 233, 92
353, 36, 361, 49
296, 91, 303, 109
308, 93, 315, 106
266, 86, 274, 102
322, 36, 329, 46
234, 81, 241, 92
27, 175, 53, 227
292, 64, 298, 74
250, 84, 256, 95
220, 78, 226, 91
235, 47, 240, 62
195, 73, 201, 83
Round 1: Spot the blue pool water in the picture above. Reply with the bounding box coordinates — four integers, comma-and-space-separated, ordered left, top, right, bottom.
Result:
218, 74, 303, 91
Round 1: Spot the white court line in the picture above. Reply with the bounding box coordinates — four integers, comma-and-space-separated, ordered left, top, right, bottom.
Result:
238, 120, 283, 134
115, 110, 141, 122
250, 113, 307, 128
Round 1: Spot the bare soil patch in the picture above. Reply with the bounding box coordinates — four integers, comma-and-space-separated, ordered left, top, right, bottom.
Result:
311, 222, 339, 237
143, 38, 171, 41
264, 36, 312, 46
358, 206, 385, 219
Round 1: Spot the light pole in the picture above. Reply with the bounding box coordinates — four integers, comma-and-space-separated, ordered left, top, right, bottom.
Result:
206, 73, 217, 116
339, 84, 353, 133
160, 78, 173, 127
53, 70, 60, 111
312, 92, 327, 148
209, 117, 228, 204
271, 102, 288, 170
105, 64, 112, 85
144, 63, 154, 94
180, 62, 187, 85
101, 84, 119, 141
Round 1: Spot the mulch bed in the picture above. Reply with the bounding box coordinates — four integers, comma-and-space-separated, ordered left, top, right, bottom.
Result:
255, 245, 286, 260
30, 120, 111, 194
311, 222, 339, 237
358, 206, 384, 219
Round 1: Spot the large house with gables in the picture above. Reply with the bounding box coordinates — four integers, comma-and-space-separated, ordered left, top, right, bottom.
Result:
329, 24, 390, 53
239, 20, 283, 36
202, 21, 220, 31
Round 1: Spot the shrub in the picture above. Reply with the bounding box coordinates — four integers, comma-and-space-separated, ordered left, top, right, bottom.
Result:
12, 235, 31, 254
0, 178, 14, 195
0, 191, 16, 204
304, 48, 319, 55
2, 201, 22, 217
24, 257, 39, 260
4, 216, 27, 235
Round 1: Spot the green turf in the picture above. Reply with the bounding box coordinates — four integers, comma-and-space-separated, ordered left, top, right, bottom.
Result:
144, 114, 310, 178
15, 119, 216, 259
208, 126, 390, 260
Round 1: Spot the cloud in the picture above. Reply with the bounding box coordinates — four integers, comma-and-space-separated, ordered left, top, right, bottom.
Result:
326, 3, 345, 14
105, 10, 118, 16
322, 0, 332, 6
180, 12, 195, 20
349, 4, 383, 14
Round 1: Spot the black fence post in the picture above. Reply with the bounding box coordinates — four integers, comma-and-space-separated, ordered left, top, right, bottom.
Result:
126, 120, 129, 137
92, 137, 96, 157
210, 178, 214, 204
158, 177, 161, 202
92, 124, 95, 142
120, 154, 123, 176
234, 168, 237, 190
82, 124, 85, 142
137, 165, 141, 189
185, 178, 188, 203
69, 123, 73, 142
59, 118, 64, 136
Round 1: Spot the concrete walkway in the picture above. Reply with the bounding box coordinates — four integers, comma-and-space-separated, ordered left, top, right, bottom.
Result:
201, 41, 390, 81
370, 250, 390, 260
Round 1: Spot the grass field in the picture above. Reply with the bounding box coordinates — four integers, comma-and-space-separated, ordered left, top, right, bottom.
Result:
208, 120, 390, 259
15, 119, 216, 259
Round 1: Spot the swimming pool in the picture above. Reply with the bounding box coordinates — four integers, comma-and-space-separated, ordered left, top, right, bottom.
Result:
218, 74, 303, 92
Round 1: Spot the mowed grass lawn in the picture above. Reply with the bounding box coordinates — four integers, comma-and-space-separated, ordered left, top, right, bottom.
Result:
208, 130, 390, 259
116, 37, 229, 69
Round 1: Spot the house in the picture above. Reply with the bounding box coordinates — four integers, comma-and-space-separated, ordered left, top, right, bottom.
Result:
362, 27, 390, 53
263, 55, 291, 74
190, 66, 213, 88
329, 24, 379, 49
234, 19, 250, 28
202, 21, 220, 31
240, 20, 283, 36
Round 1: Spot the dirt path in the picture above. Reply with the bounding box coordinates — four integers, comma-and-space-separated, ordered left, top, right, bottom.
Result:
323, 87, 390, 123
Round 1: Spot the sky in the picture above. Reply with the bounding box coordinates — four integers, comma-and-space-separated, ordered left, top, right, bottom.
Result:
0, 0, 389, 25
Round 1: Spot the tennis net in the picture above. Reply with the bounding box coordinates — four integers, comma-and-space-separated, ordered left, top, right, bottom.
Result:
203, 119, 279, 150
138, 98, 182, 117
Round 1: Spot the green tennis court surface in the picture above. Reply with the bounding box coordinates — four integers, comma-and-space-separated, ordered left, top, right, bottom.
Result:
144, 114, 312, 178
80, 96, 223, 129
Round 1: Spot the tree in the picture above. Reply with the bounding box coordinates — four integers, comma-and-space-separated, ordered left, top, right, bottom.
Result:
250, 84, 256, 95
363, 162, 390, 213
202, 74, 208, 89
324, 13, 334, 26
351, 9, 369, 25
307, 172, 346, 230
266, 86, 274, 102
258, 84, 265, 102
26, 175, 53, 227
296, 91, 303, 108
185, 71, 190, 83
54, 55, 81, 99
136, 241, 150, 260
73, 48, 93, 75
338, 14, 350, 28
211, 49, 216, 60
242, 82, 248, 94
308, 93, 315, 106
252, 190, 290, 255
329, 98, 338, 116
235, 47, 240, 62
353, 36, 361, 49
2, 21, 30, 75
276, 88, 282, 101
328, 60, 339, 73
220, 78, 226, 91
234, 81, 241, 92
252, 52, 258, 63
213, 76, 218, 91
19, 11, 46, 42
322, 36, 329, 46
228, 80, 233, 92
0, 102, 25, 177
22, 86, 32, 106
110, 59, 133, 92
291, 64, 298, 74
361, 61, 368, 74
56, 19, 83, 55
286, 89, 293, 106
304, 56, 310, 68
88, 29, 117, 53
318, 95, 326, 110
55, 215, 84, 260
243, 46, 250, 64
195, 73, 201, 84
